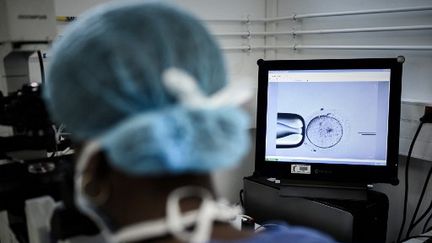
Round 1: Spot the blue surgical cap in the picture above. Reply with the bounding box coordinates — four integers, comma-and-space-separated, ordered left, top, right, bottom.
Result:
44, 1, 250, 175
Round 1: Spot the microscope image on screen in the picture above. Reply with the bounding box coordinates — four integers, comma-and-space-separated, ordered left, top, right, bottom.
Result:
265, 69, 390, 166
276, 113, 305, 148
276, 109, 347, 151
307, 114, 343, 149
305, 108, 349, 152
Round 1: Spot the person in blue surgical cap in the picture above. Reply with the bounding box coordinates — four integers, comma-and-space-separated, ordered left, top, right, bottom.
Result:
44, 1, 337, 242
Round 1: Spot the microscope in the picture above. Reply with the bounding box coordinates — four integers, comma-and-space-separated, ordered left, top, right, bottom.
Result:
0, 0, 56, 91
0, 0, 57, 156
0, 1, 80, 242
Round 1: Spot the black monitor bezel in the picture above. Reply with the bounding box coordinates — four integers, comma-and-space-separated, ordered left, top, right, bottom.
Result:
255, 58, 402, 185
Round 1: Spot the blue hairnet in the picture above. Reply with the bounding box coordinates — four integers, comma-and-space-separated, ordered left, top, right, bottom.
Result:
44, 2, 250, 175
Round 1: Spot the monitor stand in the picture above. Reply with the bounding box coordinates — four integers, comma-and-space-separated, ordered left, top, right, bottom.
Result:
243, 176, 388, 243
277, 179, 369, 201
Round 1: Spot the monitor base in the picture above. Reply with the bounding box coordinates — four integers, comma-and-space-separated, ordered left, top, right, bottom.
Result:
243, 176, 388, 243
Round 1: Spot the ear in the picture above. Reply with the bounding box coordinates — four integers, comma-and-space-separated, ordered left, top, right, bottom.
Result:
80, 150, 112, 206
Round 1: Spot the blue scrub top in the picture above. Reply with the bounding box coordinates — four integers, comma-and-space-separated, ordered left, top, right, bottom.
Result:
212, 224, 337, 243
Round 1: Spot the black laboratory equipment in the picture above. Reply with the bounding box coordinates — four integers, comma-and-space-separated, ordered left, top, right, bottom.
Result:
243, 57, 403, 243
0, 2, 98, 240
0, 83, 77, 242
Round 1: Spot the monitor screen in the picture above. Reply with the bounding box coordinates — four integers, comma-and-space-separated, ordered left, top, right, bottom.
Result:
255, 58, 402, 184
265, 69, 390, 166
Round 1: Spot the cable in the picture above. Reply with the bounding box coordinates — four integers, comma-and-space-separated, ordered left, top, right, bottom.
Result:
50, 125, 59, 158
37, 50, 45, 83
239, 189, 244, 207
397, 121, 424, 242
403, 235, 432, 242
423, 213, 432, 233
412, 199, 432, 235
406, 165, 432, 237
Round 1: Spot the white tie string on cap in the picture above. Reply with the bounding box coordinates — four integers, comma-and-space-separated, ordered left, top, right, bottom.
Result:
166, 186, 242, 243
111, 186, 242, 243
162, 68, 253, 109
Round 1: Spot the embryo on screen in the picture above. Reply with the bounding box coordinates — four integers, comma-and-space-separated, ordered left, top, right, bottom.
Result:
265, 69, 391, 166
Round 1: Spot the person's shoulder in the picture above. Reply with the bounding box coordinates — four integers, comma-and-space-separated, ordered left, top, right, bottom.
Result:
214, 224, 338, 243
257, 225, 337, 243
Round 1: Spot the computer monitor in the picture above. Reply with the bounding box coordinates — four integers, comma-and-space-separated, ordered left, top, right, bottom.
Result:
255, 58, 403, 184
